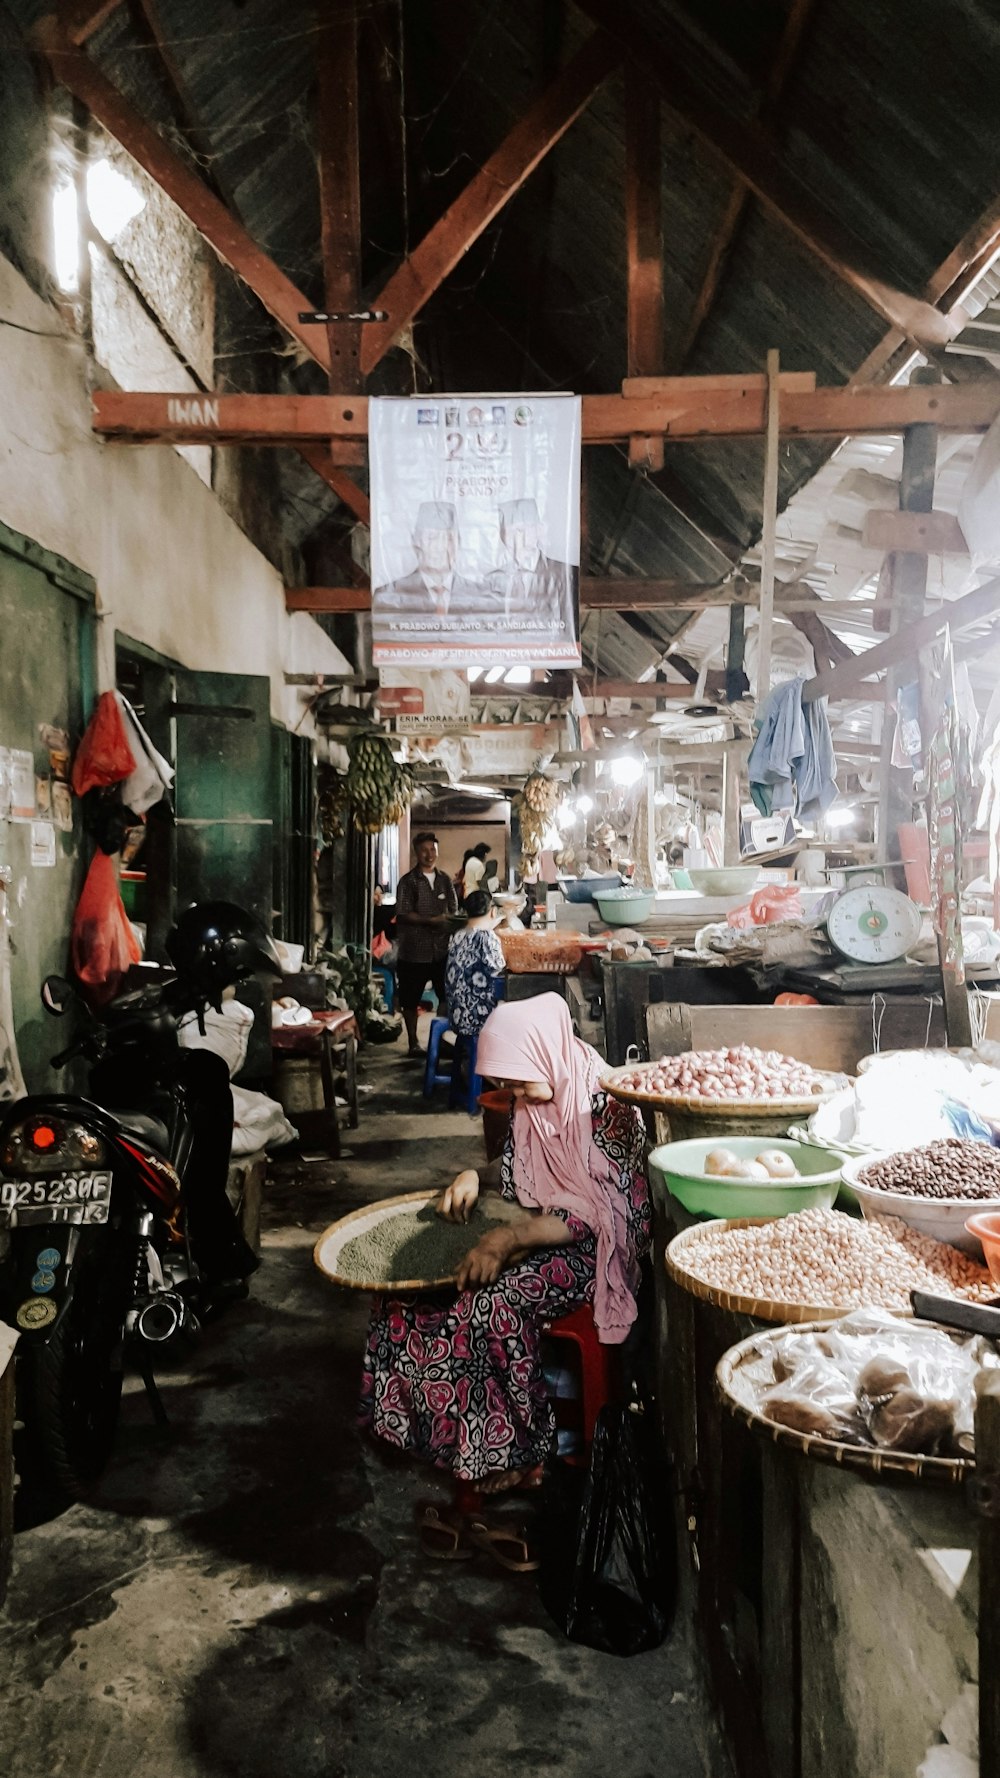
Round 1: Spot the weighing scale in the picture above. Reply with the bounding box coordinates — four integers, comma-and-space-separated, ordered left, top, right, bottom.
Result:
782, 879, 939, 997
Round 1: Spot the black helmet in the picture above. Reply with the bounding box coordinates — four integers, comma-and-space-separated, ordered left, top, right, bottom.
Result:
165, 902, 282, 991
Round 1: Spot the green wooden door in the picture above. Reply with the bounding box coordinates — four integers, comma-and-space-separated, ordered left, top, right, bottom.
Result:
0, 521, 95, 1091
171, 669, 274, 925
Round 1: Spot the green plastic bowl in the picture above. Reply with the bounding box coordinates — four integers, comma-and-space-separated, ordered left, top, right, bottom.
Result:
648, 1136, 845, 1219
595, 888, 655, 925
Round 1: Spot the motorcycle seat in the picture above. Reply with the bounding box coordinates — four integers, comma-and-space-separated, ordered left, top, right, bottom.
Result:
114, 1111, 171, 1152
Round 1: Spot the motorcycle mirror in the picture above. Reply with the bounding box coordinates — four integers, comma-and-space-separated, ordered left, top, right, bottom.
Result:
41, 975, 75, 1016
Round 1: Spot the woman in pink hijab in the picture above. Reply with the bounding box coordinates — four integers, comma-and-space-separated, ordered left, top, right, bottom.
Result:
359, 994, 650, 1561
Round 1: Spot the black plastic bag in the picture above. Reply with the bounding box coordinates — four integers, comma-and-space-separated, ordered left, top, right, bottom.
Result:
538, 1405, 676, 1656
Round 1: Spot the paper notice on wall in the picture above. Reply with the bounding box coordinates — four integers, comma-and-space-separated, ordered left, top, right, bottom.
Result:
370, 394, 582, 668
51, 781, 73, 832
9, 750, 35, 821
0, 749, 10, 819
379, 666, 471, 721
30, 821, 56, 867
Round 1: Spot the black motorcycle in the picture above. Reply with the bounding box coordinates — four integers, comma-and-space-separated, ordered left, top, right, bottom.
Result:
0, 901, 281, 1509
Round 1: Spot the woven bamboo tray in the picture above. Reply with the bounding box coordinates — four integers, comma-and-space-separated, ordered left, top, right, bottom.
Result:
604, 1064, 846, 1143
313, 1189, 522, 1292
715, 1320, 974, 1488
665, 1216, 851, 1324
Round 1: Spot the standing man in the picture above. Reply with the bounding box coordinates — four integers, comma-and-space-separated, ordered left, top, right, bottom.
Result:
394, 832, 458, 1057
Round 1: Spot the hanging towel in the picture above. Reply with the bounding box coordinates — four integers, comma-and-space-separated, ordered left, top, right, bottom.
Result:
116, 692, 174, 816
747, 676, 838, 822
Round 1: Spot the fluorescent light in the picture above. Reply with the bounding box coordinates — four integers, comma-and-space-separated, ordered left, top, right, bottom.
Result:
86, 158, 146, 244
610, 754, 645, 787
52, 181, 79, 292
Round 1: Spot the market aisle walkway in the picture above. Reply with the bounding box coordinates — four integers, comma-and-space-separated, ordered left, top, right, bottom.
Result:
0, 1039, 727, 1778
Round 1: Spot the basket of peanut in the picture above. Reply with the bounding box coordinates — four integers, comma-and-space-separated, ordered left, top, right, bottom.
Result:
665, 1207, 996, 1325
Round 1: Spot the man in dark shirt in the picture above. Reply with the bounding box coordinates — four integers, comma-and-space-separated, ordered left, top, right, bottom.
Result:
394, 832, 458, 1056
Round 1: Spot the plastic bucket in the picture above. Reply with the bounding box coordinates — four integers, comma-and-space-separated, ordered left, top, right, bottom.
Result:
478, 1088, 515, 1161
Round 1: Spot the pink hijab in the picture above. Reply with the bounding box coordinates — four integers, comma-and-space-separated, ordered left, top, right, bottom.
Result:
476, 993, 640, 1344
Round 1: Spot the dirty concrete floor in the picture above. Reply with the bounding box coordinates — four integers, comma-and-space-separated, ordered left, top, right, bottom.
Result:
1, 1034, 728, 1778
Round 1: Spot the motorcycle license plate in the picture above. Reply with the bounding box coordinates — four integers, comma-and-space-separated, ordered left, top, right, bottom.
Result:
0, 1172, 113, 1227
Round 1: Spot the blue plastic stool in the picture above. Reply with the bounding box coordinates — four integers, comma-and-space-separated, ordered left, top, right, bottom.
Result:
372, 964, 394, 1012
448, 1029, 483, 1115
423, 1017, 454, 1098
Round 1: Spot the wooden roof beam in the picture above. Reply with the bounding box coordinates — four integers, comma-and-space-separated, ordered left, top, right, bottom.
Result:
57, 0, 123, 44
360, 31, 621, 374
624, 65, 664, 469
573, 0, 961, 350
32, 15, 371, 520
285, 579, 875, 615
802, 574, 1000, 703
675, 0, 817, 365
93, 379, 1000, 445
318, 5, 362, 396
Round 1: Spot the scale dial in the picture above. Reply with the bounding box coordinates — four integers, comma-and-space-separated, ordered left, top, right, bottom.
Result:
826, 885, 923, 966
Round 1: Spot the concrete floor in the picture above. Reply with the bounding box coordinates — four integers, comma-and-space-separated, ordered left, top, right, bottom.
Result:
0, 1035, 727, 1778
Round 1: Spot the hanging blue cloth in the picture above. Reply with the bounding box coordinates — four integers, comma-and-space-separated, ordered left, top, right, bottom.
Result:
748, 676, 838, 821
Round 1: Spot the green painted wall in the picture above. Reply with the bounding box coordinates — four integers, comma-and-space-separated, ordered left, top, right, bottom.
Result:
0, 519, 95, 1092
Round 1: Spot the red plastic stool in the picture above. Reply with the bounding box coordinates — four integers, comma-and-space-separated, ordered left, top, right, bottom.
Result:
543, 1304, 614, 1452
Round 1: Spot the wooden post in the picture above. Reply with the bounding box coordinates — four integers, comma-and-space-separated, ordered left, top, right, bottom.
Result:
976, 1369, 1000, 1776
722, 743, 744, 865
756, 349, 781, 698
318, 3, 363, 477
876, 366, 940, 880
726, 599, 746, 703
625, 65, 665, 471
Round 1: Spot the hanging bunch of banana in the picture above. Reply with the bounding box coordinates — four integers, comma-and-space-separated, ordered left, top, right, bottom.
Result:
514, 770, 562, 857
346, 733, 414, 834
317, 775, 349, 843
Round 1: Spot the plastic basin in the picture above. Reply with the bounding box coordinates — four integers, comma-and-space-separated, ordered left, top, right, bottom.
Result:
966, 1211, 1000, 1282
648, 1136, 844, 1219
842, 1153, 1000, 1255
558, 875, 622, 903
687, 868, 760, 896
595, 888, 655, 925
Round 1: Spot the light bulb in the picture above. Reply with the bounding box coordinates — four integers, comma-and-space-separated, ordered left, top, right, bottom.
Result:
610, 755, 645, 787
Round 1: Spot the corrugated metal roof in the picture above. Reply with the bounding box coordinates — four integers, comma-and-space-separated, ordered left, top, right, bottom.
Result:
8, 0, 1000, 683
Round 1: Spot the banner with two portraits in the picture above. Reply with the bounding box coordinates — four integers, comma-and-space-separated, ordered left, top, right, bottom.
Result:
369, 395, 582, 669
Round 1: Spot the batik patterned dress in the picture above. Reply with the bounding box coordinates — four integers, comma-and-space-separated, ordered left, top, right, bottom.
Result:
358, 1091, 650, 1482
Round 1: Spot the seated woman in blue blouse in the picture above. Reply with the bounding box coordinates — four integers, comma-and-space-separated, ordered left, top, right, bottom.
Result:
445, 890, 505, 1038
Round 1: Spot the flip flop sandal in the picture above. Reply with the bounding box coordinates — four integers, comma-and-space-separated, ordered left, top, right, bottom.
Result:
467, 1517, 541, 1574
414, 1502, 475, 1562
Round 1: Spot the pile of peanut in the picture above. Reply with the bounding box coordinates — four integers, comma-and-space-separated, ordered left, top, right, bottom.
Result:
860, 1138, 1000, 1202
675, 1207, 996, 1312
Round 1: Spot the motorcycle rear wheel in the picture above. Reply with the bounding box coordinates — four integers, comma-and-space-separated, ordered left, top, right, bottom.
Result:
16, 1228, 135, 1516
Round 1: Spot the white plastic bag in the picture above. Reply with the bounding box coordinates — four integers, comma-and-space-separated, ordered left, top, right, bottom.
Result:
230, 1085, 297, 1155
177, 998, 254, 1079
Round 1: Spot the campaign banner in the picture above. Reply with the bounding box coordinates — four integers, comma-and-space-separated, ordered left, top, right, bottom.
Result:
369, 395, 582, 668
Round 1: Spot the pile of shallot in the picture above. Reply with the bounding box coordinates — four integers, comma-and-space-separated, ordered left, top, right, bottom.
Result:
612, 1045, 828, 1102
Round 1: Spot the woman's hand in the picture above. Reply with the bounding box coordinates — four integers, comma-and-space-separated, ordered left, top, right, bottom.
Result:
456, 1227, 517, 1291
437, 1170, 480, 1224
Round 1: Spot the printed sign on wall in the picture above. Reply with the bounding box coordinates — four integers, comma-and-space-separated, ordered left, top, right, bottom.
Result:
370, 395, 582, 668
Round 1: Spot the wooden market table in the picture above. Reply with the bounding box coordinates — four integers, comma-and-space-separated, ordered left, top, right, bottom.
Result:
271, 1009, 359, 1158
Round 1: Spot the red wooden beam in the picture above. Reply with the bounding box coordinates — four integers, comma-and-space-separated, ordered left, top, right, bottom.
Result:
92, 380, 1000, 445
360, 31, 621, 375
295, 447, 371, 526
624, 64, 665, 471
34, 15, 372, 520
286, 587, 371, 613
573, 0, 961, 350
318, 6, 362, 394
57, 0, 123, 44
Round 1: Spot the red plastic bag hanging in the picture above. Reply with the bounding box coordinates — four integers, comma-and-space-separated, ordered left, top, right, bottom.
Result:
70, 852, 141, 1005
71, 691, 136, 796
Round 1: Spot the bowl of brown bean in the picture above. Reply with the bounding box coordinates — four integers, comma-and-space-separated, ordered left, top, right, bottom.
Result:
842, 1139, 1000, 1255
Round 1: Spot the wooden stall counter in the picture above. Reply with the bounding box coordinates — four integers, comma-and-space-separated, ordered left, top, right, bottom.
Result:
271, 1008, 359, 1157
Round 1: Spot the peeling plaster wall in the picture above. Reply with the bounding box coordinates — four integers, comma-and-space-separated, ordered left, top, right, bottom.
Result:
0, 251, 348, 729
